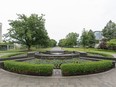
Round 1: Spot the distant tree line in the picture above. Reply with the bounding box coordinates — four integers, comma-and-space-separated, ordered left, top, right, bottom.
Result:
58, 29, 96, 48
58, 32, 79, 47
58, 20, 116, 50
3, 13, 116, 50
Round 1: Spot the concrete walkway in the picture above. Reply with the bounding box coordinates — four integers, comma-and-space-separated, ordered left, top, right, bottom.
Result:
112, 54, 116, 58
50, 47, 64, 51
0, 68, 116, 87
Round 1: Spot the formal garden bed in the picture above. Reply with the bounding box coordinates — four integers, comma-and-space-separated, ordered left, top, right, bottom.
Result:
2, 59, 114, 76
1, 48, 115, 76
25, 58, 87, 69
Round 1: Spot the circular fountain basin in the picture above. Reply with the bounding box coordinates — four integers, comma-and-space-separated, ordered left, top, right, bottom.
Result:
35, 51, 79, 60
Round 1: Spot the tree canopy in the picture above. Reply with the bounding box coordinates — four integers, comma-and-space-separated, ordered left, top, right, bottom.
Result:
4, 14, 49, 50
49, 39, 57, 47
65, 32, 79, 47
88, 30, 96, 47
102, 20, 116, 40
58, 39, 66, 47
80, 29, 89, 47
58, 32, 79, 47
80, 29, 95, 48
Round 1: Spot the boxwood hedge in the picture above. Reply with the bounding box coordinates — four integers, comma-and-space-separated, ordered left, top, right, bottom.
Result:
4, 61, 54, 76
61, 60, 113, 76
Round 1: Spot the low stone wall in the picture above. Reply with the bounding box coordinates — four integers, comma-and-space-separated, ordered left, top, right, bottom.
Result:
27, 52, 35, 57
35, 53, 79, 60
79, 52, 87, 57
0, 56, 27, 61
0, 55, 35, 68
0, 62, 4, 68
85, 56, 116, 61
64, 51, 87, 57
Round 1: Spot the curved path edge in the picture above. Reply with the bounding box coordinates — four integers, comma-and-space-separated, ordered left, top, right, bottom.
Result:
0, 68, 116, 87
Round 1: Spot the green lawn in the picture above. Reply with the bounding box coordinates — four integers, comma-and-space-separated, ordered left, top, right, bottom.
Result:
63, 47, 116, 58
0, 47, 51, 58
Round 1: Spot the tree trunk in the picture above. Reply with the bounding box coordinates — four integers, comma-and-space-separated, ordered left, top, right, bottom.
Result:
27, 45, 31, 51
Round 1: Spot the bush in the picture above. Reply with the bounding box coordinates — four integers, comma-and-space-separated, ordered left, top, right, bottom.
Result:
107, 39, 116, 50
99, 41, 107, 49
4, 61, 54, 76
61, 60, 113, 76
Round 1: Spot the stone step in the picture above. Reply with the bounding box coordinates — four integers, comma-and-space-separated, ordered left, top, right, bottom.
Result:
53, 69, 62, 76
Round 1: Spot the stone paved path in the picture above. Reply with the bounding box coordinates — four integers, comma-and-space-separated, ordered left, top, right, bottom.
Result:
53, 69, 62, 76
0, 68, 116, 87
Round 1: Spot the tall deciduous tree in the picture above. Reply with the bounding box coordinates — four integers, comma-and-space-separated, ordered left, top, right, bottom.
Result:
58, 39, 66, 47
65, 32, 79, 47
80, 29, 95, 48
58, 32, 79, 47
49, 39, 57, 47
88, 30, 96, 47
81, 29, 88, 47
102, 20, 116, 40
5, 14, 49, 50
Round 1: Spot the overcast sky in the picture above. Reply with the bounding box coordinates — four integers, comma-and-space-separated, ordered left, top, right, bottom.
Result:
0, 0, 116, 41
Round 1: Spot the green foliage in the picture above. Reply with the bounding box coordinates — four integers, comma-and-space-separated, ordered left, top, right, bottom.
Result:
88, 52, 113, 58
4, 61, 54, 76
80, 29, 95, 48
26, 59, 80, 69
65, 32, 79, 47
80, 29, 89, 47
4, 14, 49, 50
99, 38, 107, 49
49, 39, 57, 47
58, 32, 79, 47
102, 20, 116, 40
58, 39, 67, 47
61, 60, 113, 76
88, 30, 96, 47
63, 47, 115, 57
107, 39, 116, 50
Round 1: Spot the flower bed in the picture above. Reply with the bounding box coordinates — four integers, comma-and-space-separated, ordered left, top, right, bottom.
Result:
25, 58, 86, 69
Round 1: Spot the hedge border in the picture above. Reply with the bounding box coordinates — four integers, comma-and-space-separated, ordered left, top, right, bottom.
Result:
3, 61, 54, 76
61, 60, 114, 76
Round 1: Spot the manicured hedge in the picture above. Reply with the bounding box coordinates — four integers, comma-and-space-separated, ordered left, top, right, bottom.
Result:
4, 61, 54, 76
61, 60, 113, 76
